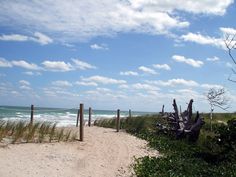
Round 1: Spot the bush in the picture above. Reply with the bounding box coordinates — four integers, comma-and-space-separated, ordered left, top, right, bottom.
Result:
95, 115, 236, 177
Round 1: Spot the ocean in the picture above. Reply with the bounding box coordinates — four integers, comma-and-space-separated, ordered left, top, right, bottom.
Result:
0, 106, 152, 127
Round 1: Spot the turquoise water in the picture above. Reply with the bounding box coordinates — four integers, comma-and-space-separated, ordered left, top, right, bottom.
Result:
0, 106, 151, 126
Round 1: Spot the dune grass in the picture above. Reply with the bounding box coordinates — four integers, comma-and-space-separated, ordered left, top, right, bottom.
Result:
0, 120, 78, 144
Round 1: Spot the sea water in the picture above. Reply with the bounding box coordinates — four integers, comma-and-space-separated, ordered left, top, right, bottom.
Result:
0, 106, 150, 127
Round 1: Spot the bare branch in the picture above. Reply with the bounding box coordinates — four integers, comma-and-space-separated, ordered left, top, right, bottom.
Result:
206, 88, 230, 111
224, 33, 236, 82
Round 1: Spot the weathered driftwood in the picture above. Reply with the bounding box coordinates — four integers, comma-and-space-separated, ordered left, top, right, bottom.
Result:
158, 99, 204, 142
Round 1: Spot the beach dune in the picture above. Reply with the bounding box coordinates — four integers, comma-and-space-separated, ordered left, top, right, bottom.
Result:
0, 126, 158, 177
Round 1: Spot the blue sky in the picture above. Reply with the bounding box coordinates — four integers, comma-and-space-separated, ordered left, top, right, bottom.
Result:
0, 0, 236, 112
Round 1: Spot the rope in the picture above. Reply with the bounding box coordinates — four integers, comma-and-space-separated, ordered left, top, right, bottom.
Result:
0, 106, 78, 113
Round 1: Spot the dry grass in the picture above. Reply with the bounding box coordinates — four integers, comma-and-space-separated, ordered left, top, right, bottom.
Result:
0, 120, 78, 144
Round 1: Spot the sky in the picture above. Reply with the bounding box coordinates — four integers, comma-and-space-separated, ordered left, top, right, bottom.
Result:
0, 0, 236, 112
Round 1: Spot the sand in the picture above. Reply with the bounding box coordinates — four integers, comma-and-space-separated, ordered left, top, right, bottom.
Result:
0, 126, 159, 177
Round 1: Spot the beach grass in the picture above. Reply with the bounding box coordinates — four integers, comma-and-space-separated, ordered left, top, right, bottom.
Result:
0, 120, 78, 144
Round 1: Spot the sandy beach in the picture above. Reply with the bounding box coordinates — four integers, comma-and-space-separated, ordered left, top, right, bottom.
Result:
0, 126, 158, 177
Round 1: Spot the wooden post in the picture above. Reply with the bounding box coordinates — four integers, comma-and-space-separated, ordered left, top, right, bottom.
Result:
30, 105, 34, 124
88, 107, 92, 127
79, 103, 84, 141
129, 109, 132, 118
76, 109, 79, 127
116, 109, 120, 132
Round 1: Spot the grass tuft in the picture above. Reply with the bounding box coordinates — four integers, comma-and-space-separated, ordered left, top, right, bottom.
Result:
0, 120, 77, 144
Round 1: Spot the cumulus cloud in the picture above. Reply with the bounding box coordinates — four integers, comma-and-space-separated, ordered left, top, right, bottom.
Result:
146, 78, 199, 87
12, 60, 41, 70
42, 61, 73, 72
180, 27, 236, 49
42, 59, 96, 72
120, 71, 139, 76
129, 0, 233, 15
19, 80, 30, 86
181, 33, 224, 49
90, 44, 109, 50
139, 66, 157, 75
172, 55, 204, 68
206, 56, 220, 62
153, 64, 171, 70
72, 59, 96, 70
0, 34, 28, 41
132, 83, 160, 91
201, 84, 223, 89
0, 0, 192, 42
0, 57, 96, 72
75, 81, 98, 87
19, 80, 31, 90
220, 27, 236, 35
32, 32, 53, 45
0, 58, 12, 67
52, 80, 73, 87
81, 75, 126, 85
0, 32, 53, 45
23, 71, 41, 76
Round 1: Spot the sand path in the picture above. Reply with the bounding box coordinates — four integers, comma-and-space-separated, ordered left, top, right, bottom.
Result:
0, 126, 158, 177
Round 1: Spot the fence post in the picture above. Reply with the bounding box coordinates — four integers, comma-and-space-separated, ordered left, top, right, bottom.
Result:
76, 109, 79, 127
129, 109, 131, 118
116, 109, 120, 132
80, 103, 84, 141
88, 107, 92, 127
30, 105, 34, 124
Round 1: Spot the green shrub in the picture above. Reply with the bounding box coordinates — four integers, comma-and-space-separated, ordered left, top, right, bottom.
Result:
95, 115, 236, 177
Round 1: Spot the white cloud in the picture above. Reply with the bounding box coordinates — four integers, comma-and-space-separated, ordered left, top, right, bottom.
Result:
119, 84, 129, 89
90, 44, 109, 50
0, 1, 233, 43
31, 32, 53, 45
129, 0, 233, 15
42, 59, 96, 72
172, 55, 204, 68
220, 27, 236, 35
75, 81, 98, 87
52, 80, 73, 87
12, 60, 41, 70
23, 71, 41, 76
19, 85, 32, 90
42, 61, 73, 72
132, 83, 160, 91
139, 66, 157, 75
0, 34, 28, 41
0, 58, 12, 67
226, 62, 233, 68
120, 71, 139, 76
19, 80, 30, 86
146, 78, 199, 87
72, 59, 96, 70
201, 84, 223, 89
0, 32, 53, 45
206, 56, 220, 62
0, 1, 191, 42
81, 75, 126, 85
96, 87, 111, 92
181, 32, 225, 49
153, 64, 171, 70
19, 80, 31, 90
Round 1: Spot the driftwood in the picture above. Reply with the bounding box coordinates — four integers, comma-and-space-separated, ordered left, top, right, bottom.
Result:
158, 99, 204, 142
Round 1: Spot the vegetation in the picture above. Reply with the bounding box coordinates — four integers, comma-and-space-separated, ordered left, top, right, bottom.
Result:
95, 113, 236, 177
0, 120, 78, 144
